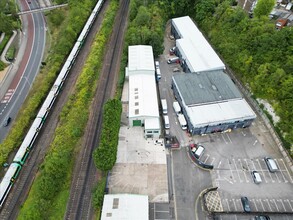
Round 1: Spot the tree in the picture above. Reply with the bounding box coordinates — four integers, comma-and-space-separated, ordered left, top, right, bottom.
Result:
253, 0, 275, 18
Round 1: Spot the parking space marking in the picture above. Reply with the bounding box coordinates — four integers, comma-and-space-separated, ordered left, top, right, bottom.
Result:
273, 170, 281, 183
259, 199, 265, 212
279, 159, 292, 183
251, 198, 258, 211
221, 133, 229, 144
228, 159, 236, 182
203, 154, 210, 164
285, 199, 293, 211
210, 157, 215, 165
225, 199, 231, 211
272, 199, 280, 211
232, 198, 237, 211
256, 159, 268, 183
265, 199, 272, 211
233, 159, 243, 182
278, 199, 286, 211
217, 160, 222, 169
239, 159, 250, 183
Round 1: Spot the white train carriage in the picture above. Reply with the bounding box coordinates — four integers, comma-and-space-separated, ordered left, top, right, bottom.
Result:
67, 41, 81, 64
94, 0, 104, 13
13, 117, 43, 165
77, 13, 95, 43
0, 163, 22, 207
59, 60, 72, 82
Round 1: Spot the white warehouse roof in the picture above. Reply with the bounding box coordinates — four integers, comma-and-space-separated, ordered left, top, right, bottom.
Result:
101, 194, 148, 220
129, 73, 159, 118
128, 45, 155, 72
186, 99, 256, 127
172, 16, 225, 72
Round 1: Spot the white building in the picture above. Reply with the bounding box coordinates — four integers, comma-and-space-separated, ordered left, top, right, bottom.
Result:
127, 45, 160, 138
101, 194, 148, 220
171, 16, 225, 73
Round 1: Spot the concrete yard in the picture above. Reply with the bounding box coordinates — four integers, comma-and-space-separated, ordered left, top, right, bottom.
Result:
108, 125, 169, 202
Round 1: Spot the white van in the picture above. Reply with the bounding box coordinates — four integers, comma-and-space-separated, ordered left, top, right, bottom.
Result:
173, 101, 181, 115
161, 99, 168, 115
194, 145, 205, 159
177, 113, 187, 130
155, 61, 159, 68
167, 57, 179, 64
251, 171, 262, 184
264, 157, 278, 172
156, 68, 161, 80
163, 115, 170, 129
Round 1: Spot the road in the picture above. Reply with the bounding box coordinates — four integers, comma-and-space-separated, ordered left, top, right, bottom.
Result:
0, 0, 46, 142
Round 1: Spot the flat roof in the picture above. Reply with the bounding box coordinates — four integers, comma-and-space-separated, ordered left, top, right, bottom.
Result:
186, 99, 256, 127
172, 16, 225, 72
145, 118, 160, 130
101, 194, 148, 220
172, 71, 242, 106
129, 74, 159, 118
128, 45, 155, 72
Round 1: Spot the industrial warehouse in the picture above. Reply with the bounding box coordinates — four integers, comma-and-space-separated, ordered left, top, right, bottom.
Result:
167, 15, 256, 135
171, 16, 226, 73
126, 45, 160, 138
172, 71, 256, 135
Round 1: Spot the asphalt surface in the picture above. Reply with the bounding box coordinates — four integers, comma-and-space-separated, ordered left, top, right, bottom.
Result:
0, 0, 46, 142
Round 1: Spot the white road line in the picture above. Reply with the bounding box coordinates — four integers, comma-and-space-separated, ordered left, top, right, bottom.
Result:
241, 131, 246, 136
259, 199, 265, 211
225, 199, 230, 211
285, 199, 293, 211
281, 159, 293, 183
273, 199, 279, 211
273, 171, 281, 183
234, 214, 237, 220
244, 159, 250, 171
240, 159, 249, 182
210, 157, 215, 165
217, 160, 222, 169
226, 133, 232, 143
266, 199, 272, 211
228, 159, 235, 182
221, 134, 228, 144
233, 159, 242, 182
251, 199, 258, 211
203, 154, 210, 163
232, 198, 237, 211
279, 199, 286, 211
253, 140, 258, 145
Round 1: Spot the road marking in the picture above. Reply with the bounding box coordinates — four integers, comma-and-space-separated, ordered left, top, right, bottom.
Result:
265, 199, 272, 211
281, 159, 293, 183
203, 154, 210, 163
233, 159, 242, 182
228, 159, 235, 182
217, 160, 222, 169
221, 133, 228, 144
273, 199, 279, 211
241, 131, 246, 136
285, 199, 293, 211
239, 159, 249, 182
210, 157, 215, 165
232, 198, 237, 211
256, 159, 268, 183
251, 199, 258, 211
273, 171, 281, 183
225, 199, 230, 211
253, 140, 258, 146
259, 199, 265, 211
226, 133, 232, 143
279, 199, 286, 211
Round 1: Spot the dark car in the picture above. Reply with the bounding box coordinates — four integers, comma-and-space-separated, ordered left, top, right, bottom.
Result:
254, 216, 270, 220
3, 117, 11, 127
241, 196, 251, 212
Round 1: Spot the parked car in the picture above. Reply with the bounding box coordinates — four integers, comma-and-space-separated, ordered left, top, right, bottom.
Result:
3, 117, 11, 127
251, 171, 262, 184
241, 196, 251, 212
264, 157, 278, 172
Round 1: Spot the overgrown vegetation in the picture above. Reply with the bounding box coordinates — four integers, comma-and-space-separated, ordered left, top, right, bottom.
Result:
18, 1, 119, 218
93, 99, 122, 171
0, 0, 96, 166
192, 0, 293, 151
0, 0, 19, 34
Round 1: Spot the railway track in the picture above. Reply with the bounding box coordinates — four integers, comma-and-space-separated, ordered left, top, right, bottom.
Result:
64, 0, 130, 219
0, 2, 109, 219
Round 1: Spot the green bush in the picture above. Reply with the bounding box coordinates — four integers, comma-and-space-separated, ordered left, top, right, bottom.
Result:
93, 176, 107, 208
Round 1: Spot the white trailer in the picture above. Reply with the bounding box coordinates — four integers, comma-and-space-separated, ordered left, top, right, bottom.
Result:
178, 113, 187, 130
161, 99, 168, 115
173, 101, 181, 115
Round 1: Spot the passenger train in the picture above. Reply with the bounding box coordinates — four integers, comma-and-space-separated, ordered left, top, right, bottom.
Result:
0, 0, 105, 208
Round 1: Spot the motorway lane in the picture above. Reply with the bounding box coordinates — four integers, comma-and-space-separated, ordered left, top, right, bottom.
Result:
0, 0, 46, 142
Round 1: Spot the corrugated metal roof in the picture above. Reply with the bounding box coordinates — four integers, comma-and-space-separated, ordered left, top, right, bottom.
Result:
173, 71, 242, 106
172, 16, 225, 72
128, 45, 155, 71
101, 194, 148, 220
